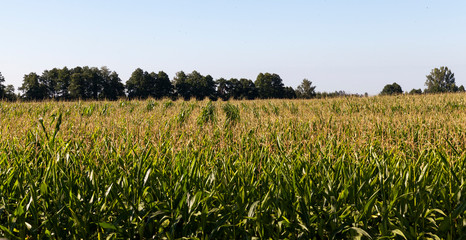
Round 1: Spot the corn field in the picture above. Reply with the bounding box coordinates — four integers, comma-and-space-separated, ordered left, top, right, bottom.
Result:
1, 94, 466, 239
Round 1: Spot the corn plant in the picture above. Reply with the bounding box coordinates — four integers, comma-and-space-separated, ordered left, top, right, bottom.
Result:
0, 94, 466, 239
222, 102, 240, 127
197, 101, 216, 126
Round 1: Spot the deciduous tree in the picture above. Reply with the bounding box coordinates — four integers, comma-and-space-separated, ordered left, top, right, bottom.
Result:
296, 79, 316, 98
409, 88, 423, 95
239, 78, 257, 100
20, 72, 48, 100
425, 67, 458, 93
173, 71, 190, 100
255, 73, 284, 99
0, 72, 5, 98
380, 82, 403, 95
100, 66, 125, 100
153, 71, 172, 99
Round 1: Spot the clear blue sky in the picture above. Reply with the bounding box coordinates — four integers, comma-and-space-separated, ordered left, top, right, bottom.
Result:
1, 0, 465, 94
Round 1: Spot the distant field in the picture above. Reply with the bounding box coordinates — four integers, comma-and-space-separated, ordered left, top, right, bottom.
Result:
1, 94, 466, 239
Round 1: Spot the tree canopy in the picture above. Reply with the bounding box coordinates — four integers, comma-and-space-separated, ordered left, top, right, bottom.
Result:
11, 65, 466, 102
16, 65, 466, 101
296, 79, 316, 99
20, 72, 47, 100
425, 67, 458, 93
171, 71, 218, 100
187, 71, 216, 100
0, 72, 16, 101
0, 72, 5, 98
380, 82, 403, 95
409, 88, 423, 95
126, 68, 172, 99
18, 67, 125, 100
216, 78, 257, 100
255, 73, 285, 99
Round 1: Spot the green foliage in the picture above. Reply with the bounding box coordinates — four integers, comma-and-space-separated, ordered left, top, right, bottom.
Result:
296, 78, 316, 98
154, 71, 173, 98
269, 102, 280, 115
80, 104, 95, 117
222, 102, 240, 127
145, 99, 158, 111
2, 96, 466, 238
20, 66, 125, 100
425, 66, 458, 93
217, 78, 258, 100
176, 103, 195, 125
189, 71, 217, 100
197, 101, 216, 125
126, 68, 172, 99
380, 82, 403, 95
16, 67, 311, 101
283, 86, 296, 99
0, 72, 16, 101
409, 88, 423, 95
100, 67, 125, 100
19, 72, 48, 100
239, 78, 258, 100
289, 102, 299, 114
172, 71, 190, 100
255, 73, 285, 99
163, 100, 174, 110
172, 71, 217, 100
0, 72, 5, 98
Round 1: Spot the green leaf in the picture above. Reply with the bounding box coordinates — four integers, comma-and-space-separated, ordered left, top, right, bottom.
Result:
362, 190, 379, 219
98, 222, 117, 230
452, 200, 466, 219
105, 183, 113, 197
40, 182, 48, 195
248, 201, 260, 218
143, 168, 151, 186
350, 227, 372, 239
392, 229, 407, 240
0, 224, 20, 240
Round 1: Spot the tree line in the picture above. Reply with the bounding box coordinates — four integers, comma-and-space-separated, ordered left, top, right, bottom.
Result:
380, 66, 465, 95
1, 67, 323, 101
0, 72, 16, 101
1, 66, 462, 101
